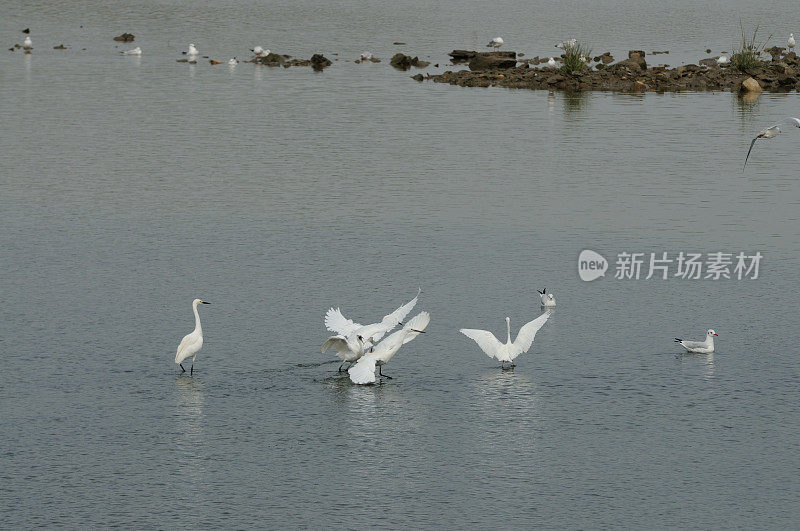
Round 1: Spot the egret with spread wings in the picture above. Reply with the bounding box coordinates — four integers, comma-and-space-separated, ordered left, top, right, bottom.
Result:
460, 312, 551, 368
348, 311, 430, 384
322, 288, 421, 370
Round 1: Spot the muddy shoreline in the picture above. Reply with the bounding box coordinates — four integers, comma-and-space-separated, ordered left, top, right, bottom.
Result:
428, 48, 800, 93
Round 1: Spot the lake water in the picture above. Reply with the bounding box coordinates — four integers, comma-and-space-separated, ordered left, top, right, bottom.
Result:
2, 1, 799, 528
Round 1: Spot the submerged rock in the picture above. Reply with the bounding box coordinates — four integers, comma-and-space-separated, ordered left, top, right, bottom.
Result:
53, 44, 68, 50
113, 33, 135, 42
390, 53, 430, 70
309, 53, 332, 70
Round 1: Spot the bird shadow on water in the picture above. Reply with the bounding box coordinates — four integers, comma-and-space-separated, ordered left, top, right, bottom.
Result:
675, 351, 716, 380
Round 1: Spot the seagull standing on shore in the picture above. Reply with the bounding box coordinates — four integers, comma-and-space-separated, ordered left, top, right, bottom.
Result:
547, 57, 556, 67
717, 54, 729, 65
789, 33, 796, 50
23, 36, 33, 52
121, 47, 142, 56
744, 117, 800, 169
460, 312, 551, 369
675, 329, 717, 354
487, 37, 504, 50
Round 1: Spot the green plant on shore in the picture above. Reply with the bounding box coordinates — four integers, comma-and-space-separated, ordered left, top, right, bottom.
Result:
730, 22, 771, 72
560, 41, 592, 74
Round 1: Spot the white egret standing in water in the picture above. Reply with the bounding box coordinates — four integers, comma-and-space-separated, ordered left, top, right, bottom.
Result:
175, 299, 210, 375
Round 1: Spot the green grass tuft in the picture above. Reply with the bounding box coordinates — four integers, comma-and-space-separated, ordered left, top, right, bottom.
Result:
730, 22, 771, 72
560, 41, 592, 74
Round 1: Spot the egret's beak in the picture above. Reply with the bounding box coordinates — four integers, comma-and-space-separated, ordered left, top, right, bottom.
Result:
201, 301, 210, 305
411, 329, 426, 333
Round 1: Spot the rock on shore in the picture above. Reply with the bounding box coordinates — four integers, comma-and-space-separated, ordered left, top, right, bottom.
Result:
429, 49, 800, 93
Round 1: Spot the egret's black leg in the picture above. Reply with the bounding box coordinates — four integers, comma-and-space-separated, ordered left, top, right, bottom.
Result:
338, 363, 346, 372
190, 364, 194, 376
378, 366, 393, 379
180, 364, 186, 373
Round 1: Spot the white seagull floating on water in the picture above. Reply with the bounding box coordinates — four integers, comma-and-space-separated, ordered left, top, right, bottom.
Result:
360, 51, 373, 61
538, 288, 556, 308
460, 312, 551, 368
175, 298, 210, 375
744, 117, 800, 169
23, 36, 33, 51
348, 311, 430, 384
675, 329, 718, 354
187, 43, 199, 56
322, 288, 421, 371
121, 47, 142, 56
487, 37, 504, 50
228, 57, 238, 66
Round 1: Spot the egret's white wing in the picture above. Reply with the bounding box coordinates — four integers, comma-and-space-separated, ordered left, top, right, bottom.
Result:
367, 310, 431, 363
321, 335, 349, 354
348, 356, 377, 384
460, 328, 503, 359
324, 307, 361, 336
175, 333, 200, 363
401, 311, 430, 344
375, 288, 421, 336
512, 311, 551, 356
358, 288, 421, 343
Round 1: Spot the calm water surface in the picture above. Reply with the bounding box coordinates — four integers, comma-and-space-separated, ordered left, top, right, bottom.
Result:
2, 1, 799, 528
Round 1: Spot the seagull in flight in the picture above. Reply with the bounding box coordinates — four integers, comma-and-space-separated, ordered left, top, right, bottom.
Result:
744, 117, 800, 169
675, 329, 717, 354
460, 312, 551, 369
